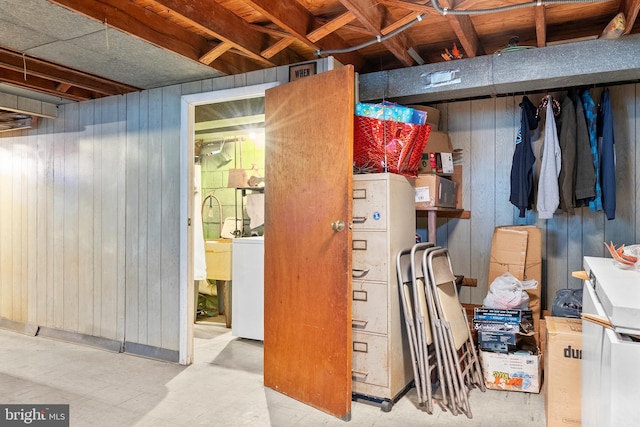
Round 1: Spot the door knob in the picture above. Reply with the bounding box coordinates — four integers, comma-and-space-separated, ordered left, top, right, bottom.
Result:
331, 220, 345, 232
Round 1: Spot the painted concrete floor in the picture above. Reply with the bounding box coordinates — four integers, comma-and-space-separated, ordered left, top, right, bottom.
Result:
0, 323, 545, 426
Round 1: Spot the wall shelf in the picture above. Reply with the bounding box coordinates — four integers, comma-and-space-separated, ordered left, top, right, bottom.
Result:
416, 207, 471, 243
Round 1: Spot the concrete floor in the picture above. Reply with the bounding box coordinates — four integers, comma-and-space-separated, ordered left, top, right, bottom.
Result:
0, 322, 546, 426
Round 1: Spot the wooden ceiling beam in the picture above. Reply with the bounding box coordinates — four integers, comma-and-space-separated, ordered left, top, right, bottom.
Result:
378, 0, 431, 15
242, 0, 367, 70
48, 0, 239, 75
435, 0, 485, 57
621, 0, 640, 34
150, 0, 277, 68
0, 68, 98, 102
535, 5, 547, 47
307, 11, 356, 43
0, 47, 139, 95
340, 0, 418, 66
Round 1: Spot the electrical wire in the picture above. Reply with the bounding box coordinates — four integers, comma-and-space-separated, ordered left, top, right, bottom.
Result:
431, 0, 609, 16
315, 14, 426, 57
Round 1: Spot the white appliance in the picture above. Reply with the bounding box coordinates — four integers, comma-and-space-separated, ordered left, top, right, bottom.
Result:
231, 236, 264, 340
581, 256, 640, 427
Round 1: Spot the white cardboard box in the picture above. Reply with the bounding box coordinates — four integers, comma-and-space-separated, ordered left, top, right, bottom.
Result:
480, 349, 541, 393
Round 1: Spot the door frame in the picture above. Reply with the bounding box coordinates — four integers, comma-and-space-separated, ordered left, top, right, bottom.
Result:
178, 82, 279, 364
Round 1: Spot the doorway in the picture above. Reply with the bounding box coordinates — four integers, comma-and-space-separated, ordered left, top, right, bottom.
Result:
179, 82, 279, 364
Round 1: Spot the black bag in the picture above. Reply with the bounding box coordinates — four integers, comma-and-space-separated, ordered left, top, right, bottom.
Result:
551, 288, 583, 318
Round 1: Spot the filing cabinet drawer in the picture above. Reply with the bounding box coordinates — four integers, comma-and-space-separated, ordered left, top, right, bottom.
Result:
352, 231, 387, 282
352, 179, 387, 231
352, 332, 389, 387
352, 281, 387, 335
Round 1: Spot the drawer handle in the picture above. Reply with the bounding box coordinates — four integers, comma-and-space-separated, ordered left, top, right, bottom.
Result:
352, 216, 367, 224
352, 269, 369, 279
353, 341, 368, 353
352, 370, 368, 380
353, 189, 367, 199
352, 290, 368, 301
352, 319, 368, 328
352, 239, 367, 250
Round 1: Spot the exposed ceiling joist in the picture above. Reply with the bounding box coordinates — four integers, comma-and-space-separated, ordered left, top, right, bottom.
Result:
436, 0, 484, 57
339, 0, 419, 66
243, 0, 367, 70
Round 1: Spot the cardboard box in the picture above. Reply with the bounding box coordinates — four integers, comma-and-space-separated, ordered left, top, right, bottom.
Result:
414, 174, 458, 208
488, 226, 542, 343
545, 317, 582, 427
480, 349, 541, 393
424, 131, 453, 153
451, 165, 463, 209
408, 105, 440, 127
419, 152, 453, 174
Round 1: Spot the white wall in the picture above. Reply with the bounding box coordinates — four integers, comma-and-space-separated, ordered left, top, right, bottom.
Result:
0, 61, 334, 360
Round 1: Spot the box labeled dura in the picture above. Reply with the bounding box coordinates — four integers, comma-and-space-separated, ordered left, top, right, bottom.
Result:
545, 316, 582, 427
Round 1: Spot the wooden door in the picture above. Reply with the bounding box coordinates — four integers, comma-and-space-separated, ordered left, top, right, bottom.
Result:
263, 65, 354, 420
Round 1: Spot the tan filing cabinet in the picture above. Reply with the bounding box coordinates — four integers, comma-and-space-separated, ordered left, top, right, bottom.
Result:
351, 173, 416, 409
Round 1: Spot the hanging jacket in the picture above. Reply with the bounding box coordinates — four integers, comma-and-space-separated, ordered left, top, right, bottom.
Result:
537, 98, 562, 219
598, 88, 616, 220
573, 90, 596, 204
581, 89, 603, 212
510, 96, 539, 218
557, 95, 576, 213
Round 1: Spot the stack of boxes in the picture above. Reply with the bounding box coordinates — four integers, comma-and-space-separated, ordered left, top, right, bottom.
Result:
409, 105, 462, 210
477, 226, 544, 394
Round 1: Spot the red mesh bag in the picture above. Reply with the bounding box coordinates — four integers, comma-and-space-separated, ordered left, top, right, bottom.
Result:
353, 116, 431, 177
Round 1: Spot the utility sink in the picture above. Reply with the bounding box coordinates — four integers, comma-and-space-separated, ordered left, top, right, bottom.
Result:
205, 239, 233, 281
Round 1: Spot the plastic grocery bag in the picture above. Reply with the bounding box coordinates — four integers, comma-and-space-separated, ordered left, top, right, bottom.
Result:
483, 272, 539, 310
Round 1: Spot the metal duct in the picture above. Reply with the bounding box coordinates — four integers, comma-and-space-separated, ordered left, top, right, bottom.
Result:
358, 34, 640, 104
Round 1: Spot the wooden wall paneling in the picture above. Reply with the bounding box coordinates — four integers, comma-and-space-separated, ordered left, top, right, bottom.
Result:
10, 132, 21, 321
604, 85, 635, 246
181, 80, 203, 96
78, 101, 96, 335
125, 91, 141, 344
160, 84, 182, 351
137, 90, 150, 345
636, 83, 640, 244
63, 102, 80, 332
0, 134, 12, 319
52, 107, 65, 329
469, 98, 497, 303
37, 117, 53, 326
92, 99, 104, 336
116, 96, 127, 342
146, 87, 164, 348
27, 125, 39, 325
495, 96, 518, 228
444, 101, 472, 304
98, 96, 120, 340
17, 130, 28, 322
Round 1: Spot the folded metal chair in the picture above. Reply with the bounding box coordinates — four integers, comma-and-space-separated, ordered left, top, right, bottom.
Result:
424, 247, 486, 419
409, 242, 442, 414
395, 247, 426, 408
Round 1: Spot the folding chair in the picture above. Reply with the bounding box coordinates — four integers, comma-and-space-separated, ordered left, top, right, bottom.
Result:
424, 247, 486, 419
411, 242, 447, 414
395, 247, 426, 408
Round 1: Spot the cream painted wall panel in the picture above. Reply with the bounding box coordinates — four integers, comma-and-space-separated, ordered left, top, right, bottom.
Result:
11, 132, 24, 321
27, 125, 38, 325
442, 101, 472, 304
52, 107, 65, 329
636, 83, 640, 244
137, 90, 150, 345
160, 84, 181, 351
78, 101, 96, 336
0, 135, 12, 319
125, 91, 141, 344
146, 87, 164, 348
469, 98, 497, 302
63, 102, 79, 332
